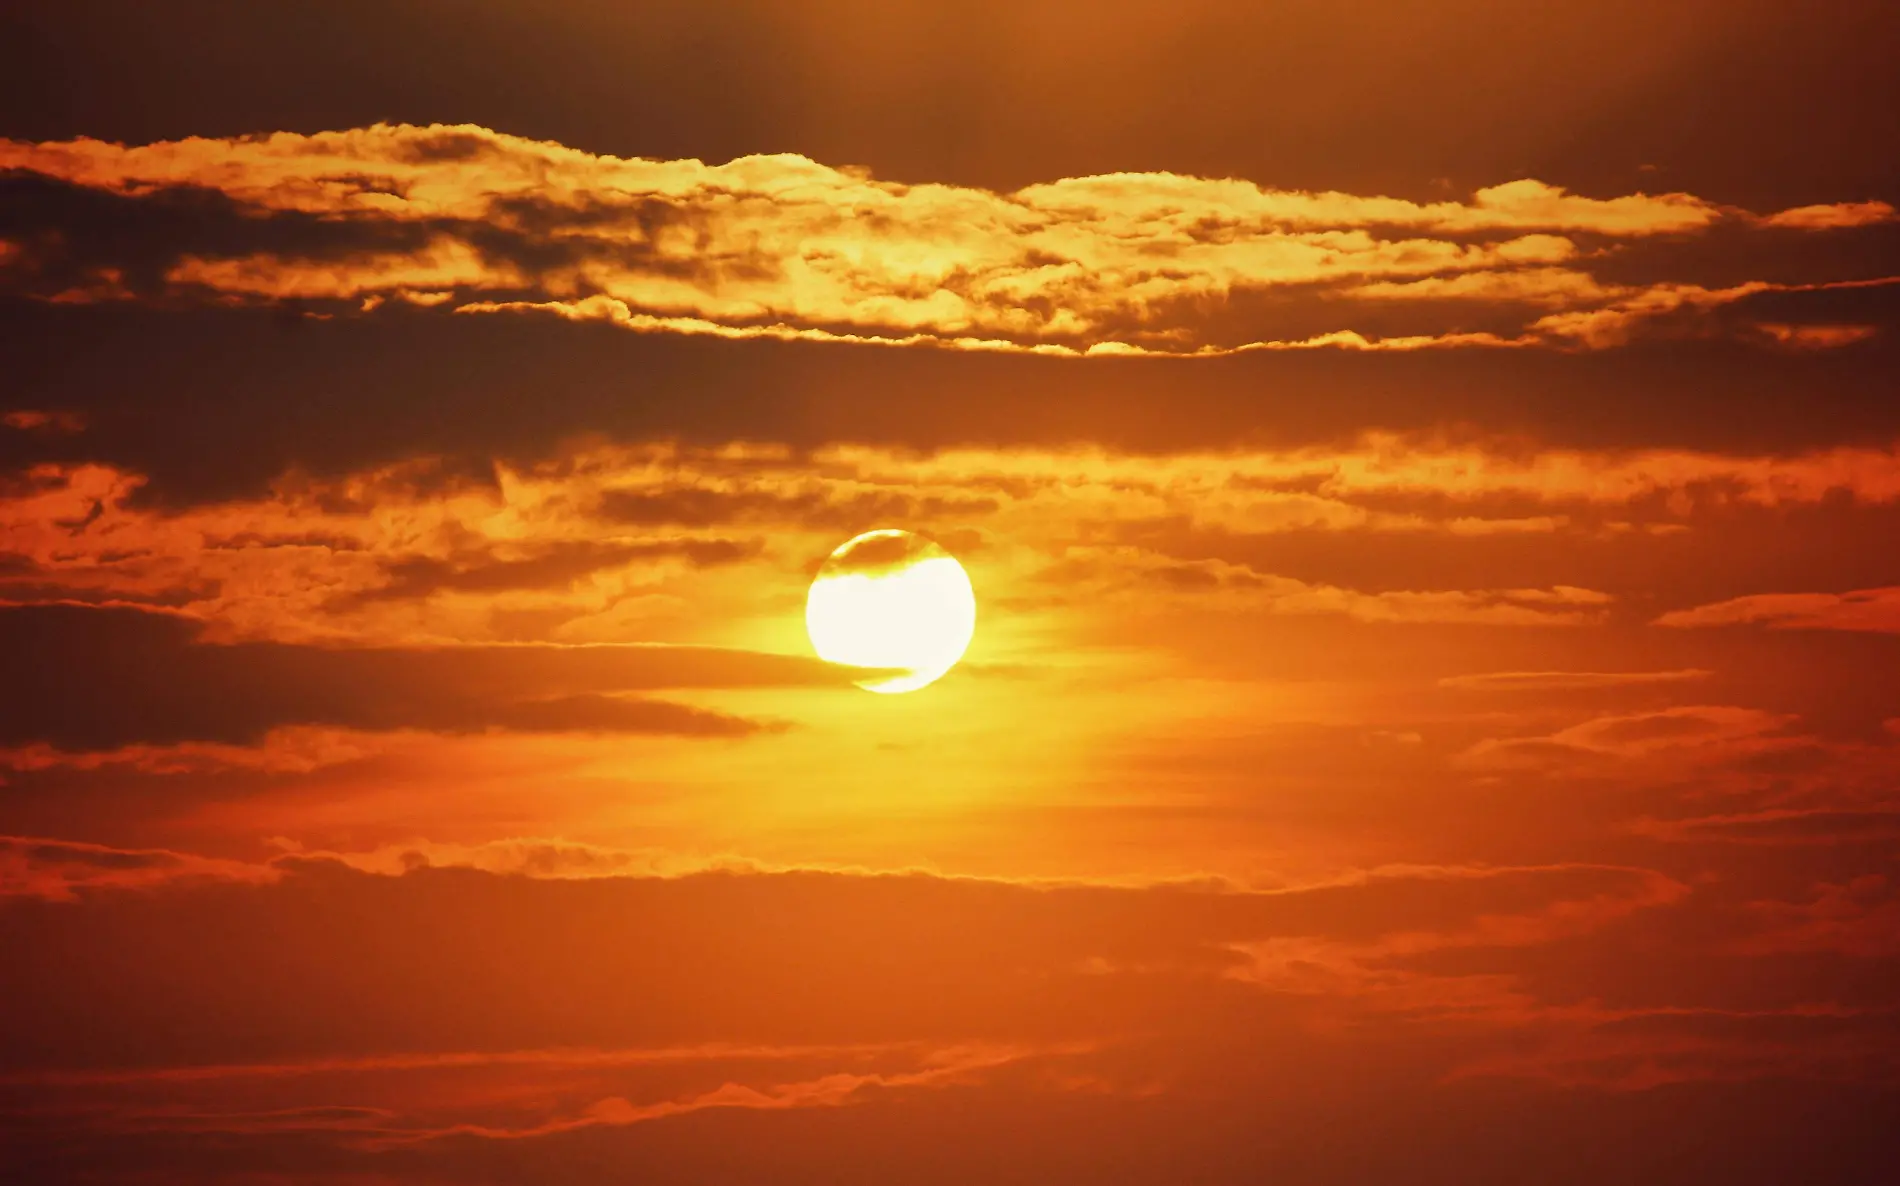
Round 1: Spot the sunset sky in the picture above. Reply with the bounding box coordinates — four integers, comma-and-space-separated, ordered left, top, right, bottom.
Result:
3, 3, 1899, 1182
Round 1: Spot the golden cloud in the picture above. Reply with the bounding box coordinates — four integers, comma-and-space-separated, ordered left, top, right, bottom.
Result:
1757, 200, 1897, 229
3, 124, 1891, 354
6, 434, 1900, 649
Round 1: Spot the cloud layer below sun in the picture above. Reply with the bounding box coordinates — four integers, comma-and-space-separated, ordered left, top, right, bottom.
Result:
2, 123, 1894, 355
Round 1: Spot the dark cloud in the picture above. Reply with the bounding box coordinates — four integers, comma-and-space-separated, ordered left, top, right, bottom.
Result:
1636, 809, 1900, 845
1594, 222, 1900, 293
0, 173, 435, 299
0, 603, 868, 749
0, 836, 272, 901
0, 173, 727, 307
8, 836, 175, 873
1439, 670, 1711, 692
332, 538, 760, 608
1152, 502, 1900, 619
1661, 281, 1900, 348
597, 486, 997, 533
5, 300, 1898, 513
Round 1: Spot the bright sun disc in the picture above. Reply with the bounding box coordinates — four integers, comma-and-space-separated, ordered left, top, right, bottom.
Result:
805, 529, 977, 694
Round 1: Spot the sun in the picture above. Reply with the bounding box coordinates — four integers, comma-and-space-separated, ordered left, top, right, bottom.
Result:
805, 529, 977, 694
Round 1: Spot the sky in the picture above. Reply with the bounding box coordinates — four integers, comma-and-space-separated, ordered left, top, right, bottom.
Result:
2, 2, 1898, 1182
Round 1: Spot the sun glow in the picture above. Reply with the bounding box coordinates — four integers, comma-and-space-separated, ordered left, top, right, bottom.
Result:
805, 530, 977, 693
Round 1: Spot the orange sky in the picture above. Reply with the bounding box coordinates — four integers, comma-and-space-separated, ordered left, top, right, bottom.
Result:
3, 3, 1899, 1183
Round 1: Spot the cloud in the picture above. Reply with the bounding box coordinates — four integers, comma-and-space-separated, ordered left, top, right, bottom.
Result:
1752, 322, 1880, 349
1654, 586, 1900, 633
1447, 1003, 1900, 1091
0, 603, 852, 751
16, 1042, 1056, 1149
0, 853, 1685, 1063
1630, 809, 1900, 846
0, 832, 893, 904
2, 125, 1890, 355
1758, 201, 1897, 230
812, 436, 1900, 512
596, 485, 999, 532
332, 538, 762, 607
2, 1039, 917, 1088
1030, 546, 1609, 625
364, 1044, 1040, 1148
1522, 277, 1894, 350
281, 836, 764, 882
0, 843, 1711, 1167
0, 835, 277, 901
1224, 863, 1688, 1018
1438, 669, 1712, 692
1350, 266, 1623, 307
11, 432, 1900, 649
1457, 706, 1799, 773
0, 726, 373, 777
1, 846, 1874, 1179
1731, 876, 1900, 958
2, 408, 85, 433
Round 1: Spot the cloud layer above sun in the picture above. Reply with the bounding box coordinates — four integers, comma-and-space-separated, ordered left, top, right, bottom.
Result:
2, 124, 1894, 355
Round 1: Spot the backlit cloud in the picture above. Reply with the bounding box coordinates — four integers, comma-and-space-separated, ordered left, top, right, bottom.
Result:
2, 125, 1891, 355
1655, 586, 1900, 633
1438, 669, 1712, 692
0, 835, 277, 900
6, 434, 1899, 659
